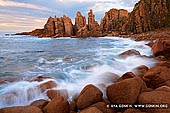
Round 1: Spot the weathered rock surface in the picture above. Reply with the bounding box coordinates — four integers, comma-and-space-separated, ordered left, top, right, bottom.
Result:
100, 8, 128, 34
119, 49, 141, 58
30, 99, 49, 110
77, 9, 102, 37
39, 80, 57, 92
138, 91, 170, 113
76, 84, 103, 110
46, 89, 68, 100
143, 66, 170, 89
43, 96, 70, 113
0, 106, 43, 113
125, 0, 170, 34
75, 11, 86, 32
106, 77, 147, 104
152, 38, 170, 58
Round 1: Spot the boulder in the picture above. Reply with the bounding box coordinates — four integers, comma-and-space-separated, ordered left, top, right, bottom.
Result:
152, 38, 170, 58
79, 107, 103, 113
0, 106, 43, 113
106, 77, 147, 104
30, 99, 49, 110
43, 96, 70, 113
138, 91, 170, 113
143, 66, 170, 89
118, 72, 136, 81
46, 89, 68, 100
76, 84, 103, 110
39, 80, 57, 92
119, 49, 141, 58
133, 65, 149, 78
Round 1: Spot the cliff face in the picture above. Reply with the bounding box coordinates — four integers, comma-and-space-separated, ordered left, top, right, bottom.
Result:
76, 9, 102, 37
100, 8, 128, 34
17, 0, 170, 38
125, 0, 170, 33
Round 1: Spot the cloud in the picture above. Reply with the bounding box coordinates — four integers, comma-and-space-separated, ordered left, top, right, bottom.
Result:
0, 0, 52, 11
0, 13, 47, 32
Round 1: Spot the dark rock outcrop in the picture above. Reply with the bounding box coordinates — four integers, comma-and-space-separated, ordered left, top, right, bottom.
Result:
75, 11, 86, 32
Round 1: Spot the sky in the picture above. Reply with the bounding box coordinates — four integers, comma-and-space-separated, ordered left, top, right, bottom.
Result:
0, 0, 139, 32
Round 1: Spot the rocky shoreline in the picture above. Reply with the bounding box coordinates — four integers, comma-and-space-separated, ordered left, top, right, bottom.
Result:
0, 36, 170, 113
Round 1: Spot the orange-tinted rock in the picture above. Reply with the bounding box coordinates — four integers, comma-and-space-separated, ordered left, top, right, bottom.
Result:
79, 107, 103, 113
119, 49, 141, 58
31, 76, 52, 82
76, 84, 103, 110
138, 91, 170, 113
0, 79, 7, 85
30, 99, 49, 110
106, 77, 147, 104
46, 89, 68, 100
77, 9, 102, 37
0, 106, 43, 113
100, 8, 128, 34
123, 108, 145, 113
152, 38, 170, 58
39, 80, 57, 92
155, 86, 170, 92
133, 65, 149, 77
43, 96, 70, 113
143, 66, 170, 89
119, 72, 136, 81
75, 11, 86, 31
42, 17, 55, 37
62, 15, 73, 36
54, 17, 65, 36
125, 0, 170, 34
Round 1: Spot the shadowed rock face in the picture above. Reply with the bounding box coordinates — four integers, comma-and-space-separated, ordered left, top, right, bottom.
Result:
124, 0, 170, 34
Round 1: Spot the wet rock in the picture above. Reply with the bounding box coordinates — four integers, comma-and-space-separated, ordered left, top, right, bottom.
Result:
30, 99, 49, 110
0, 106, 43, 113
43, 96, 70, 113
133, 65, 149, 77
31, 76, 52, 82
106, 77, 147, 104
118, 72, 136, 81
119, 49, 141, 58
46, 89, 68, 100
138, 91, 170, 113
79, 107, 103, 113
39, 80, 57, 92
76, 84, 103, 110
0, 79, 7, 85
143, 66, 170, 89
152, 38, 170, 58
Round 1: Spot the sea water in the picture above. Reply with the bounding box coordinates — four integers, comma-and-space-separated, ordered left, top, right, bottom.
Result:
0, 33, 156, 108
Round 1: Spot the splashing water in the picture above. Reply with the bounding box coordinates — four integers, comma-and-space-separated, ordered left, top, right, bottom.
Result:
0, 35, 156, 108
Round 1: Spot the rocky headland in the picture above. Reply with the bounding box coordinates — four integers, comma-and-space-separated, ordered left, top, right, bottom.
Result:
16, 0, 170, 39
1, 0, 170, 113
